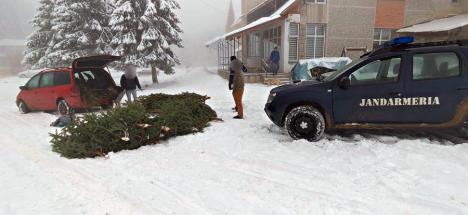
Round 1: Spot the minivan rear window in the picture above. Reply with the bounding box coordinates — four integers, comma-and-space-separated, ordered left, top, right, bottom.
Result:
74, 69, 113, 90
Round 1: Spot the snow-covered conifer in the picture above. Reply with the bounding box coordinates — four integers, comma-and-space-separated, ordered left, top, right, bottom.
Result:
109, 0, 146, 66
23, 0, 55, 69
110, 0, 182, 83
139, 0, 183, 83
42, 0, 111, 68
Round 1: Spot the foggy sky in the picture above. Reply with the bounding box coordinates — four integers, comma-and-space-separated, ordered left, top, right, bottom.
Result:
0, 0, 230, 66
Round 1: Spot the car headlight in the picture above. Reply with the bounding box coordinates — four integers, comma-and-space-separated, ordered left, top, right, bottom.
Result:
267, 93, 277, 104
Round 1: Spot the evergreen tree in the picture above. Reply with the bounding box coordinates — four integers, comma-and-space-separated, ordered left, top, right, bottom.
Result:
110, 0, 183, 83
42, 0, 111, 68
23, 0, 55, 69
139, 0, 183, 83
109, 0, 146, 66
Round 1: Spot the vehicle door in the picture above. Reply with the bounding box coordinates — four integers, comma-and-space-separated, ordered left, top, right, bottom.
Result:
333, 54, 406, 123
51, 70, 73, 107
402, 49, 467, 123
21, 74, 42, 109
36, 72, 55, 110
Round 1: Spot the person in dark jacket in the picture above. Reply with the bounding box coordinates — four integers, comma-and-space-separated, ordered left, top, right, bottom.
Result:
120, 64, 142, 102
269, 47, 280, 75
228, 56, 247, 90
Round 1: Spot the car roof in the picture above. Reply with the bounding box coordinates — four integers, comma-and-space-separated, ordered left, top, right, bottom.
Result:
364, 40, 468, 58
40, 68, 71, 73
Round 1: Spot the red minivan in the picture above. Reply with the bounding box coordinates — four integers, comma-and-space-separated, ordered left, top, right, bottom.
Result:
16, 55, 121, 113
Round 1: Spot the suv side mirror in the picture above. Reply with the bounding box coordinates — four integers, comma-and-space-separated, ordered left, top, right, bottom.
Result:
19, 86, 28, 90
338, 77, 351, 89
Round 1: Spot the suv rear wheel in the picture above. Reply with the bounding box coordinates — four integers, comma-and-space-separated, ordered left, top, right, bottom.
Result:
285, 106, 325, 142
18, 100, 30, 114
57, 100, 70, 115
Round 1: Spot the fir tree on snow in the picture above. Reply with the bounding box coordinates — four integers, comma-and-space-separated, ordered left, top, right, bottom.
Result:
109, 0, 147, 66
110, 0, 183, 83
23, 0, 55, 69
139, 0, 183, 83
41, 0, 112, 68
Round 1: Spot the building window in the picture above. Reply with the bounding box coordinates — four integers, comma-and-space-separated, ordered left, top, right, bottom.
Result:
305, 0, 326, 4
248, 33, 261, 57
305, 24, 326, 59
263, 26, 281, 58
289, 23, 299, 62
373, 28, 395, 49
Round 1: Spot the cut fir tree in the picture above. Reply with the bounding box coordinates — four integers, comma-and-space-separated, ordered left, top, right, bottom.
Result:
51, 93, 218, 159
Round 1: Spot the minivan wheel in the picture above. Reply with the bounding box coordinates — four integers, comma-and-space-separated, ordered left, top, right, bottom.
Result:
57, 100, 70, 115
285, 106, 325, 142
18, 101, 30, 114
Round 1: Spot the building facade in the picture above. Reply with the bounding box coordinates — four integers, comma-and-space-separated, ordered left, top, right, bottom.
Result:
210, 0, 465, 82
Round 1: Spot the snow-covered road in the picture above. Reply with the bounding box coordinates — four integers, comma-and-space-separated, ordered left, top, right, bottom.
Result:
1, 67, 467, 214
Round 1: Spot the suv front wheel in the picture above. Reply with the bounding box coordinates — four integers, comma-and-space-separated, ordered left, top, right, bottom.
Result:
285, 106, 325, 142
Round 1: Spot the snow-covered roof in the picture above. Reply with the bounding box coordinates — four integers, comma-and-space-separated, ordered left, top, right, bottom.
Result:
206, 0, 297, 47
0, 39, 26, 47
398, 14, 468, 33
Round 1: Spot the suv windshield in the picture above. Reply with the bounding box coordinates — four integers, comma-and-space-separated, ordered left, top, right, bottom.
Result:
73, 68, 113, 90
323, 59, 363, 82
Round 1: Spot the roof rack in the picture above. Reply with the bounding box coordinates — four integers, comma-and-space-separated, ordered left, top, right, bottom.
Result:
365, 39, 468, 58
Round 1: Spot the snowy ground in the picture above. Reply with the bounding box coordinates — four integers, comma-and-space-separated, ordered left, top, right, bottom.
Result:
1, 67, 467, 215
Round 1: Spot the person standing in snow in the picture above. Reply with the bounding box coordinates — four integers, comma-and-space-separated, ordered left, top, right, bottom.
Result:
229, 56, 245, 119
120, 64, 142, 102
269, 47, 280, 75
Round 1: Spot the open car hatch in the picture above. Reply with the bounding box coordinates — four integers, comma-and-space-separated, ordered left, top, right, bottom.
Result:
72, 55, 121, 69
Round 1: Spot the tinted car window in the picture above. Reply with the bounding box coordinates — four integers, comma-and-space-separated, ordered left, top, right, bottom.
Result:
413, 52, 460, 80
349, 57, 401, 85
26, 75, 41, 89
40, 72, 54, 88
54, 71, 71, 86
74, 69, 113, 89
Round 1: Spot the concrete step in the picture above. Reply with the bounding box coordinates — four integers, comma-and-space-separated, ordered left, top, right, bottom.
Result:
263, 77, 291, 85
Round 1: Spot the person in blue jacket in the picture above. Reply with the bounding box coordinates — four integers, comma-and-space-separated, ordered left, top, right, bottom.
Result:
269, 47, 280, 75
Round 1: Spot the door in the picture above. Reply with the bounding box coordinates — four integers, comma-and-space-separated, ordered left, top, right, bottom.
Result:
333, 55, 406, 123
36, 72, 56, 110
403, 51, 465, 123
51, 70, 72, 108
21, 74, 42, 109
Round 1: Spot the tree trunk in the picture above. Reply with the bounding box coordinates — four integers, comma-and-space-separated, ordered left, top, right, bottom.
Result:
151, 66, 159, 84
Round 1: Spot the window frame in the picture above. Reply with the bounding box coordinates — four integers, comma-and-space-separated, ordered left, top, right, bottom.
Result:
410, 51, 463, 81
373, 28, 395, 49
53, 70, 71, 86
248, 32, 261, 57
39, 72, 55, 88
263, 26, 282, 59
288, 22, 300, 62
26, 74, 42, 89
305, 0, 326, 4
305, 23, 326, 59
345, 55, 403, 87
